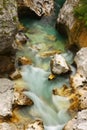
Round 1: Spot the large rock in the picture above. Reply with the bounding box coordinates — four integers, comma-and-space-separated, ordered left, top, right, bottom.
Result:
50, 54, 70, 75
74, 47, 87, 77
17, 0, 54, 17
0, 78, 14, 117
0, 0, 18, 54
57, 0, 87, 48
63, 109, 87, 130
25, 120, 44, 130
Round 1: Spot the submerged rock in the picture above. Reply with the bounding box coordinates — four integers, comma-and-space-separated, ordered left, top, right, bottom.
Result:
0, 78, 14, 117
17, 0, 54, 17
64, 109, 87, 130
0, 0, 18, 54
18, 56, 32, 65
25, 120, 44, 130
50, 54, 70, 75
57, 0, 87, 48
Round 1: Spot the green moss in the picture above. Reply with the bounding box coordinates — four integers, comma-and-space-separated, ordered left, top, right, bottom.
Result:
74, 0, 87, 26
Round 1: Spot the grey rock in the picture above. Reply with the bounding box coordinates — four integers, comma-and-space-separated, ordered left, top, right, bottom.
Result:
70, 73, 87, 89
64, 109, 87, 130
0, 122, 17, 130
56, 0, 80, 46
0, 0, 18, 54
17, 0, 54, 16
74, 47, 87, 77
0, 78, 14, 117
25, 120, 44, 130
50, 54, 70, 75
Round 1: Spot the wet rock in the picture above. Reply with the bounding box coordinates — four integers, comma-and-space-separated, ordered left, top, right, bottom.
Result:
25, 120, 44, 130
15, 32, 28, 45
18, 56, 32, 66
0, 0, 18, 54
0, 78, 14, 117
50, 54, 70, 75
64, 109, 87, 130
77, 86, 87, 110
40, 50, 61, 58
74, 47, 87, 77
14, 88, 33, 106
9, 69, 22, 80
17, 0, 54, 17
0, 56, 15, 76
70, 73, 87, 89
48, 73, 56, 80
57, 0, 87, 48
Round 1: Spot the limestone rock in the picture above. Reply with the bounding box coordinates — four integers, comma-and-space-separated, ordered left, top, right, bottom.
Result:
64, 109, 87, 130
9, 69, 22, 80
25, 120, 44, 130
0, 78, 14, 117
57, 0, 87, 48
0, 0, 18, 54
0, 122, 17, 130
14, 88, 33, 106
77, 86, 87, 110
17, 0, 54, 17
15, 32, 28, 45
74, 47, 87, 77
18, 56, 32, 65
50, 54, 70, 75
70, 73, 87, 89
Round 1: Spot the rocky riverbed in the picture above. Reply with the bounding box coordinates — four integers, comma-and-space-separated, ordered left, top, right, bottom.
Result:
0, 0, 87, 130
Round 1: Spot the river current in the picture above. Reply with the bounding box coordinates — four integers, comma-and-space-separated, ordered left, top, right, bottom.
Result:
15, 1, 74, 130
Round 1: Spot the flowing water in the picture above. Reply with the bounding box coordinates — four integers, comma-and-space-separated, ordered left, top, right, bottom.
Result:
15, 0, 75, 129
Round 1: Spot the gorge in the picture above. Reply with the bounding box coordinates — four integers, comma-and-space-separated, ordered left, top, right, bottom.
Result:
0, 0, 87, 130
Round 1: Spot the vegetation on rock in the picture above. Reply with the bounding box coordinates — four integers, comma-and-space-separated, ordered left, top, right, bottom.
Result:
74, 0, 87, 26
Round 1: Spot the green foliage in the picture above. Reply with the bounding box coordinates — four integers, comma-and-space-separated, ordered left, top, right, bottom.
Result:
74, 0, 87, 26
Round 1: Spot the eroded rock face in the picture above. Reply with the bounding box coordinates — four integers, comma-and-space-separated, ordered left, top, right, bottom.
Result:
50, 54, 70, 75
0, 0, 18, 54
17, 0, 54, 17
64, 109, 87, 130
0, 78, 14, 117
57, 0, 87, 48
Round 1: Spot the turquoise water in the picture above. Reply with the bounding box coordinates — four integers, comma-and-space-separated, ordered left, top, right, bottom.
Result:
15, 0, 74, 130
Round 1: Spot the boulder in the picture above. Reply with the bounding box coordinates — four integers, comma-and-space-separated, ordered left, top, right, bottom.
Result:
70, 73, 87, 89
57, 0, 87, 48
9, 69, 22, 80
0, 122, 17, 130
0, 0, 18, 54
17, 0, 54, 17
74, 47, 87, 77
63, 109, 87, 130
14, 88, 33, 106
25, 120, 44, 130
50, 54, 70, 75
77, 86, 87, 110
0, 78, 14, 117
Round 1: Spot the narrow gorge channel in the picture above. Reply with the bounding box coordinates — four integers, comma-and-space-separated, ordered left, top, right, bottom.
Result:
14, 0, 75, 130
